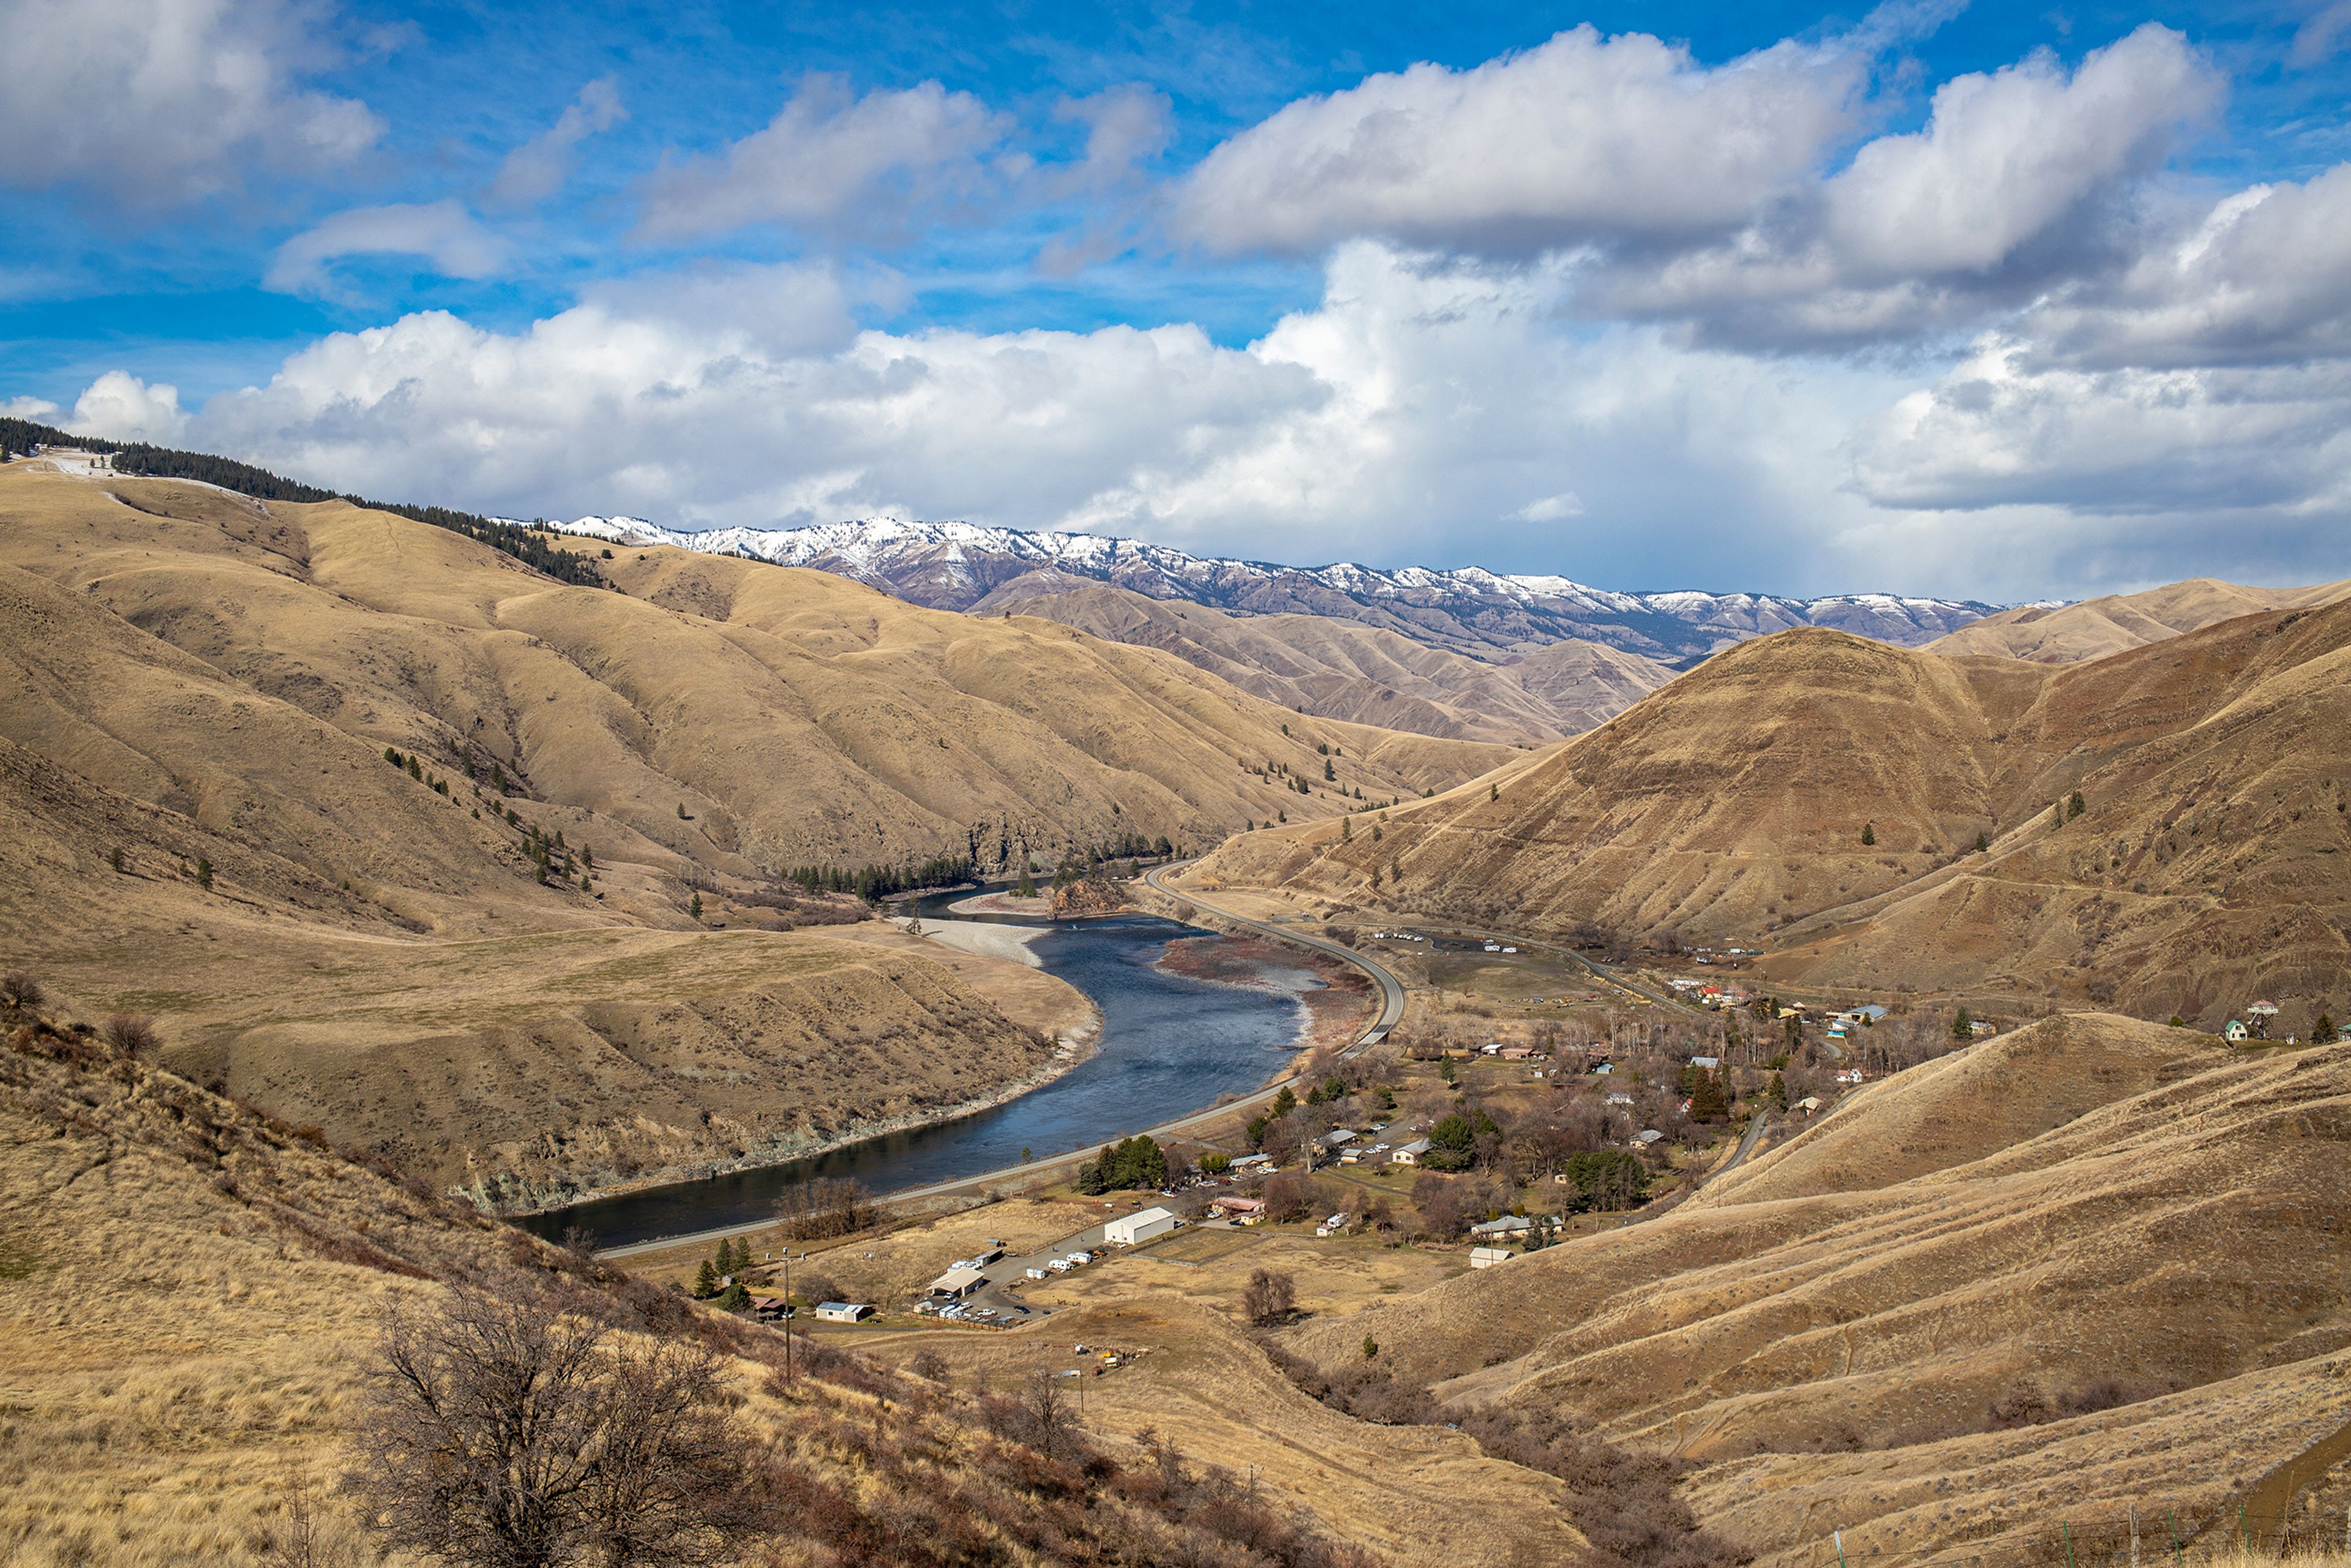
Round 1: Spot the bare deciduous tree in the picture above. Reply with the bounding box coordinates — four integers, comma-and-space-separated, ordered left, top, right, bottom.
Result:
771, 1177, 878, 1240
351, 1280, 758, 1568
1021, 1370, 1082, 1460
1242, 1269, 1295, 1327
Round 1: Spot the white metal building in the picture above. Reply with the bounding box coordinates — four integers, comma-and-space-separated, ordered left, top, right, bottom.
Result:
1104, 1207, 1177, 1246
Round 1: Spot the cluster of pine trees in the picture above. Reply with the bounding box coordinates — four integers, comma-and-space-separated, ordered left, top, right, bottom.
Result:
787, 855, 975, 902
1074, 1135, 1166, 1195
1, 416, 605, 588
691, 1236, 755, 1311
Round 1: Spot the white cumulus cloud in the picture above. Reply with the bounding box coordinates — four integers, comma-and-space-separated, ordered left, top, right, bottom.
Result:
66, 371, 189, 443
0, 0, 381, 203
636, 77, 1012, 242
1172, 24, 1864, 257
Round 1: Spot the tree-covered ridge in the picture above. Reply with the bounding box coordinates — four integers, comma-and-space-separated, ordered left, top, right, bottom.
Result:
0, 415, 604, 589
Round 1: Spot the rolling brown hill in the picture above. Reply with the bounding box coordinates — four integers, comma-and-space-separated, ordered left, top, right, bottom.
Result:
1929, 577, 2351, 663
965, 577, 1671, 743
1283, 1016, 2351, 1567
0, 1009, 1425, 1568
0, 460, 1505, 1206
1183, 601, 2351, 1032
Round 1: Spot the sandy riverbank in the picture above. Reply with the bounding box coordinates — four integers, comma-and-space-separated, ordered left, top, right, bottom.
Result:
899, 915, 1048, 969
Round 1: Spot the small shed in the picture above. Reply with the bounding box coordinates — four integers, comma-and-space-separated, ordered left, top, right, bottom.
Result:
1469, 1247, 1514, 1269
813, 1302, 873, 1323
1105, 1207, 1177, 1246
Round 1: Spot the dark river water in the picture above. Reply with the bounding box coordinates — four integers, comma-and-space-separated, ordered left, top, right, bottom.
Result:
517, 890, 1318, 1248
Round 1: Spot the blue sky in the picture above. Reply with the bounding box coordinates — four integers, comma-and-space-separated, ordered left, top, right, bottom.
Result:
7, 0, 2351, 598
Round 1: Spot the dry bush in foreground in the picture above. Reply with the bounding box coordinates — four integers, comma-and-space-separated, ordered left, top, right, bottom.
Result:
353, 1280, 762, 1567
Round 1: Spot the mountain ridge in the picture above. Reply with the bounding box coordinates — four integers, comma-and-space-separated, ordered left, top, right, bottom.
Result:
544, 514, 1998, 664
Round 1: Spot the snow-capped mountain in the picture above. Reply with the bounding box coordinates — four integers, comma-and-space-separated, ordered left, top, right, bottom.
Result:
546, 515, 1997, 664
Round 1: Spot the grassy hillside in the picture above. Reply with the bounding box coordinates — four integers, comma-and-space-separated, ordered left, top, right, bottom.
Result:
968, 579, 1670, 743
0, 460, 1513, 1206
1929, 577, 2351, 663
1186, 604, 2351, 1029
1280, 1016, 2351, 1567
0, 1005, 1420, 1568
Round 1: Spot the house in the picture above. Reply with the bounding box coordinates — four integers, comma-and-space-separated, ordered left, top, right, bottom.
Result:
1632, 1129, 1665, 1146
1499, 1045, 1537, 1060
1794, 1095, 1823, 1114
1318, 1129, 1357, 1149
928, 1266, 989, 1299
1593, 1063, 1614, 1076
1469, 1247, 1515, 1269
1389, 1138, 1433, 1165
1469, 1216, 1533, 1241
1689, 1056, 1720, 1071
1968, 1020, 1997, 1037
1231, 1153, 1273, 1171
2224, 1019, 2249, 1041
1605, 1092, 1633, 1106
1854, 1004, 1889, 1022
1212, 1196, 1265, 1218
813, 1302, 873, 1324
1105, 1207, 1177, 1246
1833, 1068, 1867, 1085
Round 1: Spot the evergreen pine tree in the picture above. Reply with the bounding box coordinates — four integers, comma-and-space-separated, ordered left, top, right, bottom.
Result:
1952, 1006, 1974, 1040
194, 858, 213, 890
109, 847, 124, 873
2068, 790, 2086, 819
1974, 831, 1989, 852
689, 891, 703, 918
1861, 822, 1875, 846
692, 1259, 718, 1297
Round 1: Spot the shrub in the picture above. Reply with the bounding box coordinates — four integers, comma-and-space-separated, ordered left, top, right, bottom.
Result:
1241, 1269, 1295, 1327
100, 1013, 159, 1054
0, 972, 45, 1011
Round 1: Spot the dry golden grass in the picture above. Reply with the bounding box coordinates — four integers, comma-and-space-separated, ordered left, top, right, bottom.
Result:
1192, 604, 2351, 1028
0, 463, 1510, 1206
1927, 576, 2351, 664
1277, 1015, 2351, 1567
981, 579, 1669, 743
4, 1009, 1604, 1568
860, 1292, 1581, 1568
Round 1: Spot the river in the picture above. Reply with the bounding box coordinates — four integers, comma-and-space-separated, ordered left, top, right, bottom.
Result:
517, 890, 1321, 1248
